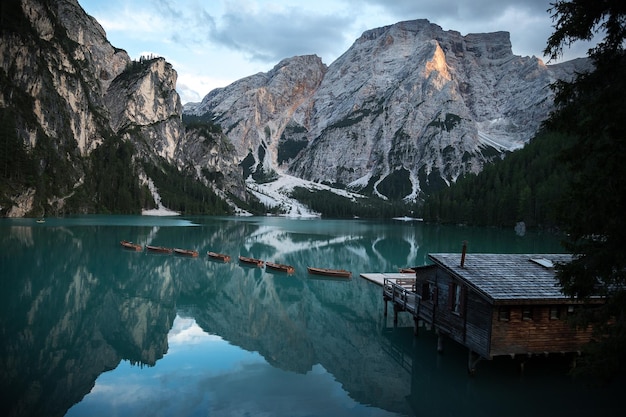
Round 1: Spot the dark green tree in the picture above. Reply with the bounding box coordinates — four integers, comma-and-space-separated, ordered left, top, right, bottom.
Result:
544, 0, 626, 379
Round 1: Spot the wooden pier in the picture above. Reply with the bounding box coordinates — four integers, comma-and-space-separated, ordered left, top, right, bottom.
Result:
360, 272, 414, 286
361, 273, 421, 328
382, 278, 418, 321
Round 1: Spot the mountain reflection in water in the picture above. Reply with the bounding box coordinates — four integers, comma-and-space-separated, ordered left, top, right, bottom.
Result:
0, 216, 622, 417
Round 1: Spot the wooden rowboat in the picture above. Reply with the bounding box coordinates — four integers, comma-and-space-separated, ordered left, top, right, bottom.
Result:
174, 248, 199, 257
266, 261, 295, 274
399, 267, 415, 274
208, 251, 231, 262
307, 266, 351, 278
120, 240, 142, 251
146, 245, 173, 254
238, 255, 264, 267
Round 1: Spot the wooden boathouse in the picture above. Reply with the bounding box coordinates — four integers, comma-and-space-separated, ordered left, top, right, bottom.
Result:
382, 252, 600, 373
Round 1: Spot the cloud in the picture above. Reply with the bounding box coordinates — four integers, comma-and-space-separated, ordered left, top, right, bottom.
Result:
95, 4, 168, 39
190, 0, 568, 65
167, 316, 221, 348
153, 0, 184, 20
351, 0, 553, 22
339, 0, 593, 61
209, 9, 353, 63
80, 0, 595, 102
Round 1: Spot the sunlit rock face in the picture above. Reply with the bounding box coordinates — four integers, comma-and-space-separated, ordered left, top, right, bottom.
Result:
105, 58, 184, 162
185, 54, 328, 176
186, 19, 590, 200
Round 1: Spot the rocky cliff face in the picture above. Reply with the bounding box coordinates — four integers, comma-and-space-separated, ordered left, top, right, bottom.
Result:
176, 126, 247, 200
1, 0, 128, 155
104, 57, 183, 162
186, 20, 590, 200
0, 0, 244, 217
185, 55, 327, 177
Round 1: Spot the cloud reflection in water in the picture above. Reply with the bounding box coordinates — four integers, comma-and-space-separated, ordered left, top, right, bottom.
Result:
65, 316, 395, 417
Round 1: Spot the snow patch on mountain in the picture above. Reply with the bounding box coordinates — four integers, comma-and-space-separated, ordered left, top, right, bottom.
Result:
141, 176, 180, 216
247, 174, 367, 218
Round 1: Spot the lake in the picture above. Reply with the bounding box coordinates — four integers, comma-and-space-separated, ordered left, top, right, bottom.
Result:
0, 216, 622, 417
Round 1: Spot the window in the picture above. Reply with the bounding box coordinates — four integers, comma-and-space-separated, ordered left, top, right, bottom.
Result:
421, 282, 429, 300
451, 283, 462, 314
549, 306, 561, 320
522, 306, 534, 321
498, 306, 510, 321
447, 282, 465, 316
421, 282, 436, 302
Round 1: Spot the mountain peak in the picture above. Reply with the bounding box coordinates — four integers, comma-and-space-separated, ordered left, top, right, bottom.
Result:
358, 19, 443, 42
186, 19, 585, 201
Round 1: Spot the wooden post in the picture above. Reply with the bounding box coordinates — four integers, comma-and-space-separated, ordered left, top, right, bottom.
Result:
468, 350, 481, 375
460, 240, 467, 267
383, 298, 388, 316
413, 316, 419, 336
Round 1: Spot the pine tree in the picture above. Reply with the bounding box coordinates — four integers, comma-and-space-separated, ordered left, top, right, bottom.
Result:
544, 0, 626, 380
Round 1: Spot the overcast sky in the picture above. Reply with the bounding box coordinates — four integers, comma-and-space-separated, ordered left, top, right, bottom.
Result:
78, 0, 595, 104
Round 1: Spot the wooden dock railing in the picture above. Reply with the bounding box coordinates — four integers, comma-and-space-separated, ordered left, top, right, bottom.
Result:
383, 278, 420, 317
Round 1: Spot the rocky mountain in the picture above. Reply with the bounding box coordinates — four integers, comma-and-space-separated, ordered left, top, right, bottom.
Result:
0, 0, 244, 217
186, 19, 590, 201
1, 1, 590, 217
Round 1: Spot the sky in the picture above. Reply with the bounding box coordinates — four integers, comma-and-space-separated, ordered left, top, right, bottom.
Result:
66, 315, 397, 416
77, 0, 595, 105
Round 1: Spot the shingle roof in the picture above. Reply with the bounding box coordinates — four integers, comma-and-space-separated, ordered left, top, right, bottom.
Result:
428, 253, 573, 303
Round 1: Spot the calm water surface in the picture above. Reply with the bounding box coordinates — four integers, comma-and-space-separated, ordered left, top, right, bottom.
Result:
0, 216, 621, 416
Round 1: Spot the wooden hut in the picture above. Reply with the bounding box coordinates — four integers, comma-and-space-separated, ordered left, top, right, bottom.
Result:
386, 252, 600, 372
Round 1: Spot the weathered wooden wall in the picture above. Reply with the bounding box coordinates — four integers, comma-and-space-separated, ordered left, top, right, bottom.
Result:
464, 290, 492, 358
416, 267, 493, 358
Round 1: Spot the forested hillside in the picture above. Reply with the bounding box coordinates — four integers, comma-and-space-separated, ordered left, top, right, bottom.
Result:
421, 130, 572, 229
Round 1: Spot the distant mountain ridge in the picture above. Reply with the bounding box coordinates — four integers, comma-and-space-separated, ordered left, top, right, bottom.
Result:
185, 19, 590, 200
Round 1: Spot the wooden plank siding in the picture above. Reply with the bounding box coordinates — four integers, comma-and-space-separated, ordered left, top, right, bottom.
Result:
490, 305, 594, 357
464, 290, 492, 358
419, 267, 493, 358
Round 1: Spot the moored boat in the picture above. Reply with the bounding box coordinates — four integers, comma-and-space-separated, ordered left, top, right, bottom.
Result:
174, 248, 199, 257
121, 240, 142, 251
238, 255, 264, 267
146, 245, 173, 254
266, 261, 295, 274
208, 251, 231, 262
307, 266, 351, 278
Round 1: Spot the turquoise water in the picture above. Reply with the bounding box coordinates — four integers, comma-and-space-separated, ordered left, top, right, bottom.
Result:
0, 216, 621, 416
